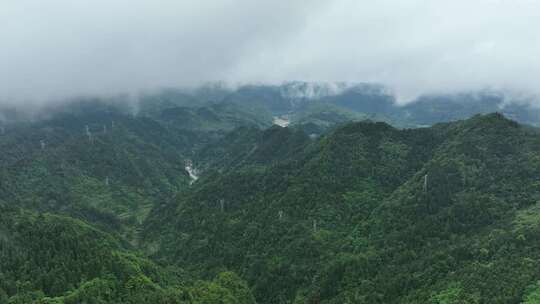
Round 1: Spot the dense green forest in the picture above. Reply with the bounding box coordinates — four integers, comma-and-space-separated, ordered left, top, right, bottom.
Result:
142, 113, 540, 303
3, 89, 540, 303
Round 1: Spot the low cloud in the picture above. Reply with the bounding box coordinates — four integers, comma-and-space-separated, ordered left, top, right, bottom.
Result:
1, 0, 539, 105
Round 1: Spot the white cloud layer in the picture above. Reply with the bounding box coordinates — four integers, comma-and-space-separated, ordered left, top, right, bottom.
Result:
1, 0, 539, 104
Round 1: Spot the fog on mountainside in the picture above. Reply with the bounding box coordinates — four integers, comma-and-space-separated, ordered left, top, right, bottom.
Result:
4, 99, 540, 303
3, 82, 540, 129
4, 1, 540, 304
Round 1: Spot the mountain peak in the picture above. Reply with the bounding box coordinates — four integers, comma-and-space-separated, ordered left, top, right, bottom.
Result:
464, 112, 520, 130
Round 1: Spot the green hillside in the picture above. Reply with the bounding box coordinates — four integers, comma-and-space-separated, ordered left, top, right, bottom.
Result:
0, 203, 256, 304
144, 113, 540, 303
0, 101, 270, 303
3, 106, 540, 303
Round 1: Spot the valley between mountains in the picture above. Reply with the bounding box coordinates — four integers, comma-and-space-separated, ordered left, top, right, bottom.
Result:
2, 85, 540, 303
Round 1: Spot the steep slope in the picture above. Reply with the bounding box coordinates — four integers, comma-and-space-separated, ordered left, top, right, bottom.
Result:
143, 118, 440, 303
0, 203, 256, 304
143, 113, 540, 303
0, 102, 271, 304
4, 100, 540, 304
158, 102, 273, 132
0, 111, 194, 241
0, 100, 272, 245
364, 113, 540, 303
193, 125, 311, 172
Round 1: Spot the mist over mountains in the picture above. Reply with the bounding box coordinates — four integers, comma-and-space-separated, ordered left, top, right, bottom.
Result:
2, 82, 540, 128
4, 1, 540, 303
3, 91, 540, 302
2, 76, 540, 303
4, 1, 540, 102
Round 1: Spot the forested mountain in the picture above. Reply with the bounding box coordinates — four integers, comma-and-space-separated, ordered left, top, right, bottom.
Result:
3, 89, 540, 303
143, 113, 540, 303
204, 82, 540, 128
0, 99, 268, 303
4, 82, 540, 131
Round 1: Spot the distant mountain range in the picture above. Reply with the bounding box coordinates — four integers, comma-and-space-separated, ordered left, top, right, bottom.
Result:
3, 82, 540, 129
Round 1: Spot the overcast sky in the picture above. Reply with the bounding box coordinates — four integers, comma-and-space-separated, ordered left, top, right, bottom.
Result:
1, 0, 539, 104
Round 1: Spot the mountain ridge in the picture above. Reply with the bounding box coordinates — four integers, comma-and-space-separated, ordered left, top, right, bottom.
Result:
2, 105, 540, 303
